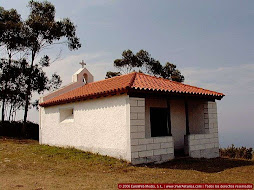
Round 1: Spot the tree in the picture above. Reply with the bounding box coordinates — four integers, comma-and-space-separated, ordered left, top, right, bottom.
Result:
21, 0, 81, 125
0, 7, 24, 122
114, 50, 140, 74
0, 59, 25, 121
161, 62, 185, 82
106, 49, 184, 82
21, 58, 62, 112
1, 1, 81, 133
0, 56, 61, 124
105, 71, 121, 79
136, 49, 163, 77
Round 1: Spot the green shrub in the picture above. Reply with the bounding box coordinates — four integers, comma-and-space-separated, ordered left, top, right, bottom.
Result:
0, 121, 38, 140
220, 144, 253, 160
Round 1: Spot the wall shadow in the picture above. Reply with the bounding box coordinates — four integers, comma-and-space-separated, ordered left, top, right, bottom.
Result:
141, 157, 254, 173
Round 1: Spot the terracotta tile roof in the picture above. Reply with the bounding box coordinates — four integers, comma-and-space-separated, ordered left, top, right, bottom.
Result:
132, 73, 224, 97
40, 72, 224, 107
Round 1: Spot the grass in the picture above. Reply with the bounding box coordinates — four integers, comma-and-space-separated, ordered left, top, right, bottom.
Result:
0, 138, 254, 190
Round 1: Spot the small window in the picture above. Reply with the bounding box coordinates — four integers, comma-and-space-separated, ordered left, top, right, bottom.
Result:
150, 108, 170, 137
60, 108, 74, 123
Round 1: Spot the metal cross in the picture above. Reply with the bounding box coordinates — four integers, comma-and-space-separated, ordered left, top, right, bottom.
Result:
80, 60, 86, 68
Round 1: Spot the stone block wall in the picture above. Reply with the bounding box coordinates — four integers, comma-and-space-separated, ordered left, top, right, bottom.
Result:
184, 134, 219, 158
185, 101, 219, 158
204, 101, 218, 134
130, 97, 174, 165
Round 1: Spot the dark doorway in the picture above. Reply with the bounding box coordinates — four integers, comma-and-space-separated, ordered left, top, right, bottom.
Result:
150, 108, 170, 137
174, 149, 186, 158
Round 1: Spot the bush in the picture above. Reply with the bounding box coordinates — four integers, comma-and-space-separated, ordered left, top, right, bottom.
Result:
0, 121, 39, 140
220, 144, 253, 160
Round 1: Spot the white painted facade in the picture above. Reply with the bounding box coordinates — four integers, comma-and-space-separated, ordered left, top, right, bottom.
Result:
40, 94, 132, 161
40, 95, 220, 164
170, 99, 186, 150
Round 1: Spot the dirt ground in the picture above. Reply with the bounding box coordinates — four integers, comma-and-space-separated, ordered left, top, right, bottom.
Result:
0, 138, 253, 190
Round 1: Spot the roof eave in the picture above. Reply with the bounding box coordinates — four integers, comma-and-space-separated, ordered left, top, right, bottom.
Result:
128, 88, 225, 100
39, 88, 129, 107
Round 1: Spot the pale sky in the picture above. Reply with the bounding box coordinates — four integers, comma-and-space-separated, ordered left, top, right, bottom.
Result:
1, 0, 254, 147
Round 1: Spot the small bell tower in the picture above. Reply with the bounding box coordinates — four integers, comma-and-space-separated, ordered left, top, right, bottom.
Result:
72, 60, 94, 84
42, 60, 94, 102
